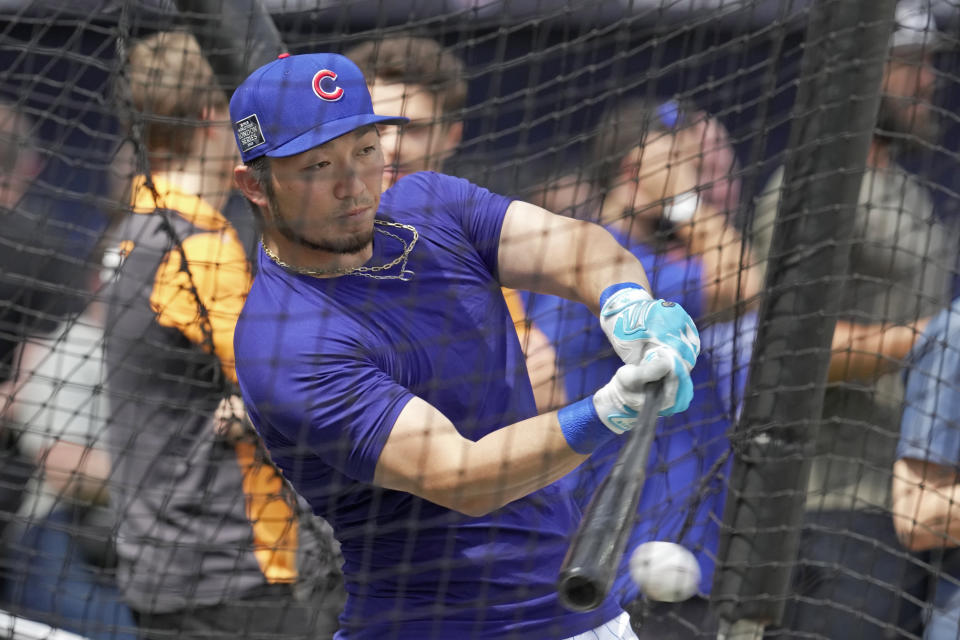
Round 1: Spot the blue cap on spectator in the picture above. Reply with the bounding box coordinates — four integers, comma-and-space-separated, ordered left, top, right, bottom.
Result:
230, 52, 408, 162
656, 100, 683, 129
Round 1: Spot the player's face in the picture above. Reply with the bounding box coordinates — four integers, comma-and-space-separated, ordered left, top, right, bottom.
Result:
264, 126, 384, 254
369, 81, 462, 190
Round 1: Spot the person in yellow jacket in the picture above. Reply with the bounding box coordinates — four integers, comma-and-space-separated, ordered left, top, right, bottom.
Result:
103, 31, 342, 639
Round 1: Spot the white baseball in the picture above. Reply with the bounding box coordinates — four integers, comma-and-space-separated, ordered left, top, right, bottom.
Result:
628, 541, 701, 602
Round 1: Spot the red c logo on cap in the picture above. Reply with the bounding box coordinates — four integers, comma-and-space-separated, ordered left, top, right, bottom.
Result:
312, 70, 344, 102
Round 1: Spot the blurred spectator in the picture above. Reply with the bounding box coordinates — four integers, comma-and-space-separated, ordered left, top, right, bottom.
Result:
0, 95, 134, 638
0, 99, 42, 546
0, 95, 117, 616
103, 31, 342, 639
585, 97, 763, 316
524, 97, 750, 638
345, 35, 565, 411
749, 2, 954, 636
0, 99, 90, 394
1, 262, 136, 640
344, 36, 465, 190
526, 94, 935, 637
893, 299, 960, 640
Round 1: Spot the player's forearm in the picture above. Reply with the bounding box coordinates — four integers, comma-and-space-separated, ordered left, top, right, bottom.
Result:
378, 362, 676, 517
435, 412, 589, 517
529, 220, 651, 315
568, 222, 653, 315
376, 401, 588, 518
498, 201, 650, 315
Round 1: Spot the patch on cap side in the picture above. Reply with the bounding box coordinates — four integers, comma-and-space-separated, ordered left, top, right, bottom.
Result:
235, 114, 266, 153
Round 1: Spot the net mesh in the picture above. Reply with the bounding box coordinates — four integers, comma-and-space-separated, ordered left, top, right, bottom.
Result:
0, 1, 958, 639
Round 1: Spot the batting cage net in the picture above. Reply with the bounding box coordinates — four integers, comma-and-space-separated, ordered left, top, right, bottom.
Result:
0, 1, 958, 639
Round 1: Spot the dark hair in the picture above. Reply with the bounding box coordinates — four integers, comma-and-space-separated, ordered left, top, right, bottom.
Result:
344, 36, 467, 117
246, 155, 271, 188
243, 155, 272, 228
122, 31, 228, 158
589, 97, 698, 193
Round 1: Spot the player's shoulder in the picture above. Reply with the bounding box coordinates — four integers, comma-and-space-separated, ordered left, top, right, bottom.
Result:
376, 172, 465, 232
382, 172, 478, 208
392, 170, 469, 190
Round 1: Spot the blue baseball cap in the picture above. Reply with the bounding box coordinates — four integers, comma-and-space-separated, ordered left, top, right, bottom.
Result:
230, 52, 408, 163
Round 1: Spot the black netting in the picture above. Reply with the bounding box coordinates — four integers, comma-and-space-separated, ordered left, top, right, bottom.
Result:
0, 2, 958, 639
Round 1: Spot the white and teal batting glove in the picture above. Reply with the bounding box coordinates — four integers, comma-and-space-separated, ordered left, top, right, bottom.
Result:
557, 347, 678, 453
598, 283, 700, 415
592, 347, 678, 432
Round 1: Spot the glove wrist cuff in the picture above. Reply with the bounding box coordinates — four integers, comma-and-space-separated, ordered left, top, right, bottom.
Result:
598, 282, 651, 310
557, 396, 617, 455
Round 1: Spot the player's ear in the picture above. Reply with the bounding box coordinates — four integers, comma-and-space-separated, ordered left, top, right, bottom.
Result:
234, 164, 269, 208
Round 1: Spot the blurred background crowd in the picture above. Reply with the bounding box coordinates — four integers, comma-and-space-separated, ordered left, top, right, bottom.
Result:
1, 1, 959, 639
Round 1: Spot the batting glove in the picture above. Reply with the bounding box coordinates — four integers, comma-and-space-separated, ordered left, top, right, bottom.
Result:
594, 347, 686, 432
557, 346, 684, 453
598, 283, 699, 415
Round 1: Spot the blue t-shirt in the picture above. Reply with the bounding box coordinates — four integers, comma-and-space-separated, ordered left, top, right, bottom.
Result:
899, 300, 960, 467
699, 311, 758, 419
524, 235, 732, 602
235, 173, 621, 639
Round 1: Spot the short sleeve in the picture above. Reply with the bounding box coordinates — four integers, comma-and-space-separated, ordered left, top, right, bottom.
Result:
254, 343, 414, 484
440, 174, 514, 276
898, 307, 960, 467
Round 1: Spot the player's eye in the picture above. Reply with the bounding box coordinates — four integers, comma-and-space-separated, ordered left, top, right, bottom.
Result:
306, 161, 330, 170
359, 145, 377, 156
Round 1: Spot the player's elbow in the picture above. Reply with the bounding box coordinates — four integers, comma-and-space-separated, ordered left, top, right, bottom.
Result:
452, 500, 497, 518
418, 474, 500, 518
426, 494, 498, 518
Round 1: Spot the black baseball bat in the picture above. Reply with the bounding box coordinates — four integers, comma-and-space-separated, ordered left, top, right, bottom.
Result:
557, 381, 664, 612
173, 0, 286, 93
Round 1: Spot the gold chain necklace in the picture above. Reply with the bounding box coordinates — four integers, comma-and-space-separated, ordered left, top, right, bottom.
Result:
262, 220, 418, 281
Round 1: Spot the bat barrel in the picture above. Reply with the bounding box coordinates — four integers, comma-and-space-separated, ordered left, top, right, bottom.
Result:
557, 382, 663, 612
558, 572, 606, 612
558, 470, 640, 610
